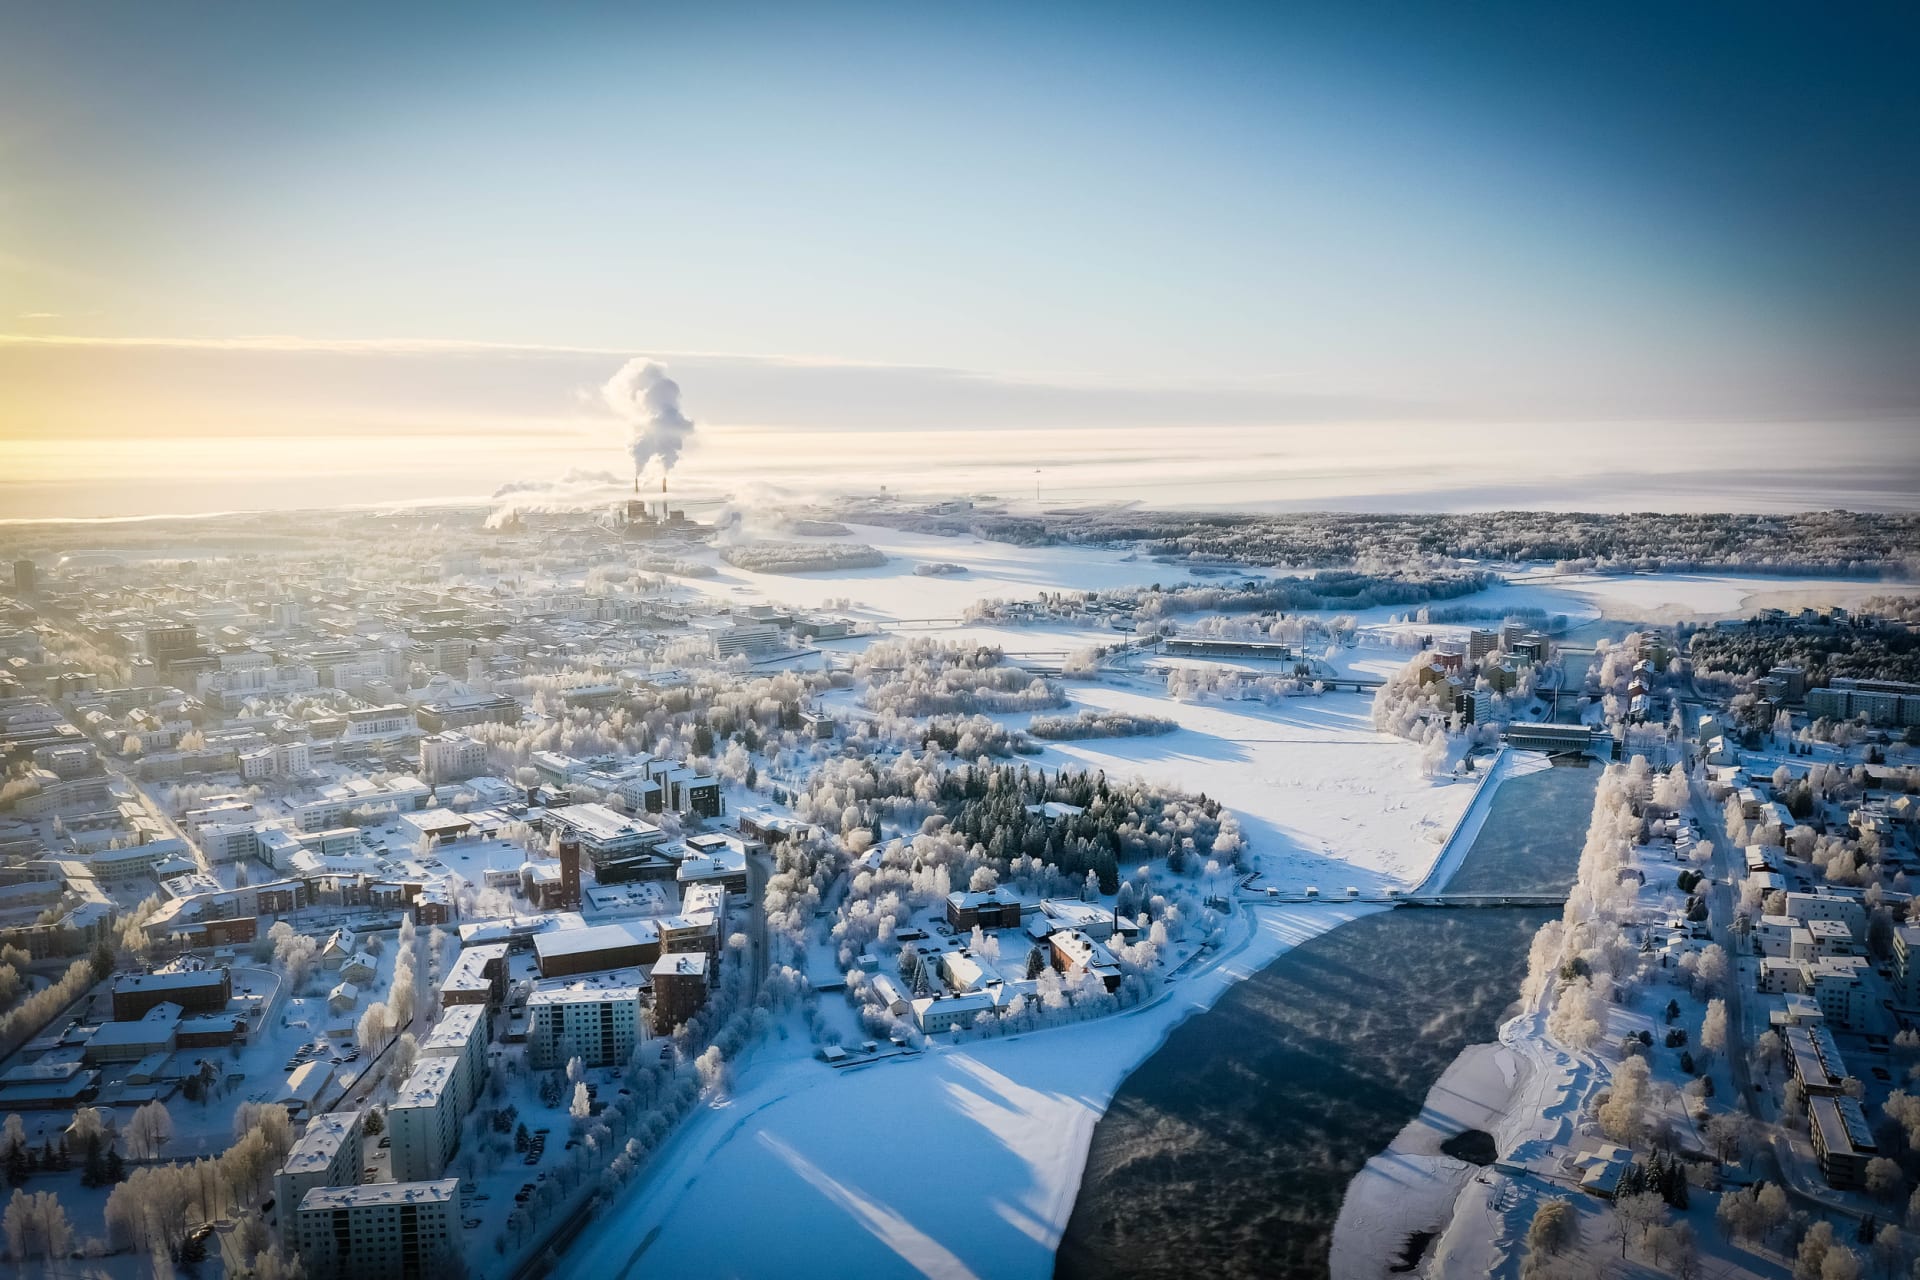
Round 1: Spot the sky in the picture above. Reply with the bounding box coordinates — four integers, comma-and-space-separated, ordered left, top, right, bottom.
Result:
2, 2, 1918, 518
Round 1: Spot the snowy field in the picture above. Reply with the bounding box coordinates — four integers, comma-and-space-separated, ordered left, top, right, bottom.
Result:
558, 674, 1502, 1279
687, 526, 1918, 643
1030, 681, 1481, 894
555, 558, 1910, 1280
562, 904, 1373, 1280
689, 523, 1209, 621
1501, 569, 1920, 625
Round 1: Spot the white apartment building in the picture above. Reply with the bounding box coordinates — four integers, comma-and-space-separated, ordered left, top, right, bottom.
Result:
418, 1004, 489, 1116
273, 1111, 364, 1223
1895, 925, 1920, 1007
386, 1055, 466, 1181
296, 775, 430, 831
276, 740, 312, 776
419, 731, 487, 784
240, 748, 273, 782
1755, 914, 1815, 961
1766, 956, 1875, 1029
241, 740, 314, 782
291, 1178, 459, 1280
256, 824, 305, 871
196, 822, 260, 864
1806, 918, 1860, 958
83, 838, 189, 880
1808, 957, 1872, 1029
692, 617, 781, 658
527, 970, 644, 1070
1785, 891, 1867, 941
343, 704, 415, 742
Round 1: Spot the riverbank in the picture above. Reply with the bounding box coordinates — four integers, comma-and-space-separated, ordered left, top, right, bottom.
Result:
1328, 971, 1612, 1280
1422, 995, 1611, 1278
1061, 905, 1561, 1280
1060, 753, 1595, 1279
1329, 759, 1605, 1280
1409, 746, 1548, 896
561, 901, 1380, 1280
1328, 1040, 1529, 1279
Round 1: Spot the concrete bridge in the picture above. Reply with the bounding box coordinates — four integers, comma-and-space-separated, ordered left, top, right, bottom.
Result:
1395, 893, 1567, 909
1239, 889, 1564, 908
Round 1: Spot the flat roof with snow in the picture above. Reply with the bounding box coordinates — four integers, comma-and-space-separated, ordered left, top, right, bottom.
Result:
583, 882, 675, 918
653, 953, 707, 978
113, 969, 227, 994
391, 1055, 458, 1110
298, 1178, 459, 1211
533, 920, 660, 961
545, 803, 664, 846
420, 1004, 486, 1055
528, 969, 646, 1006
280, 1111, 361, 1176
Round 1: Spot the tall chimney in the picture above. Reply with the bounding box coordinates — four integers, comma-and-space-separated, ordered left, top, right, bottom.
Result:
557, 834, 581, 910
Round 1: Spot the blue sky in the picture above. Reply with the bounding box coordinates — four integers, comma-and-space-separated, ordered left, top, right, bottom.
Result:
2, 2, 1916, 509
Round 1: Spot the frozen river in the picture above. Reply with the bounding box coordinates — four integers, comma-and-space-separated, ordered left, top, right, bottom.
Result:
1055, 762, 1597, 1280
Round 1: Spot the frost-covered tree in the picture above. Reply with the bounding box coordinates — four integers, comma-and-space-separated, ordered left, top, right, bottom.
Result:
1699, 999, 1729, 1064
1525, 1197, 1579, 1259
2, 1188, 74, 1266
123, 1100, 172, 1160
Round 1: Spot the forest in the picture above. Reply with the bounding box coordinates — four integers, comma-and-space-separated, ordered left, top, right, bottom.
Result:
1689, 612, 1920, 685
857, 507, 1920, 575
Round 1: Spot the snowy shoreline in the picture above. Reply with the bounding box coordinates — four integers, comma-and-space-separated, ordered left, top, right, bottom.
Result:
1410, 746, 1550, 896
1324, 750, 1565, 1280
562, 901, 1385, 1279
1329, 1040, 1531, 1280
559, 740, 1521, 1278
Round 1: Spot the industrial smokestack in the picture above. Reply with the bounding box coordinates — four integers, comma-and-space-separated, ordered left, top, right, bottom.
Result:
602, 358, 695, 491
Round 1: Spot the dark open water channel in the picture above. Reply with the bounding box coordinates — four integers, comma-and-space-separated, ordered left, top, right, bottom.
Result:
1056, 761, 1597, 1280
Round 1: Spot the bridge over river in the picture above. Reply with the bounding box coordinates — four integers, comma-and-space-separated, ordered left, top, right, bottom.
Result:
1241, 890, 1566, 909
1393, 892, 1567, 908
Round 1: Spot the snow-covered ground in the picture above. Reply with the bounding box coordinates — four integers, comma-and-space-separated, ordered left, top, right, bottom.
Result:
1330, 1039, 1527, 1280
1029, 681, 1480, 894
560, 672, 1505, 1279
680, 527, 1920, 668
562, 903, 1373, 1280
557, 561, 1907, 1280
1502, 570, 1920, 625
690, 523, 1209, 621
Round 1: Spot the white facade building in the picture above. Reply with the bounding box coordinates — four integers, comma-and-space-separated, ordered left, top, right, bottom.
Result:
527, 970, 644, 1070
386, 1055, 466, 1181
420, 732, 487, 783
417, 1004, 489, 1116
274, 1111, 365, 1223
1784, 891, 1867, 941
291, 1179, 459, 1280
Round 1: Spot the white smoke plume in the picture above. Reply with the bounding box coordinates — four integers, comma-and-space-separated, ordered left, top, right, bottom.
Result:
492, 468, 623, 499
484, 468, 626, 528
603, 358, 695, 485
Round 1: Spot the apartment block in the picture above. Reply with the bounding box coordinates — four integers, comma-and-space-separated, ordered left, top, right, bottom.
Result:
274, 1111, 365, 1223
528, 970, 645, 1070
291, 1179, 460, 1280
